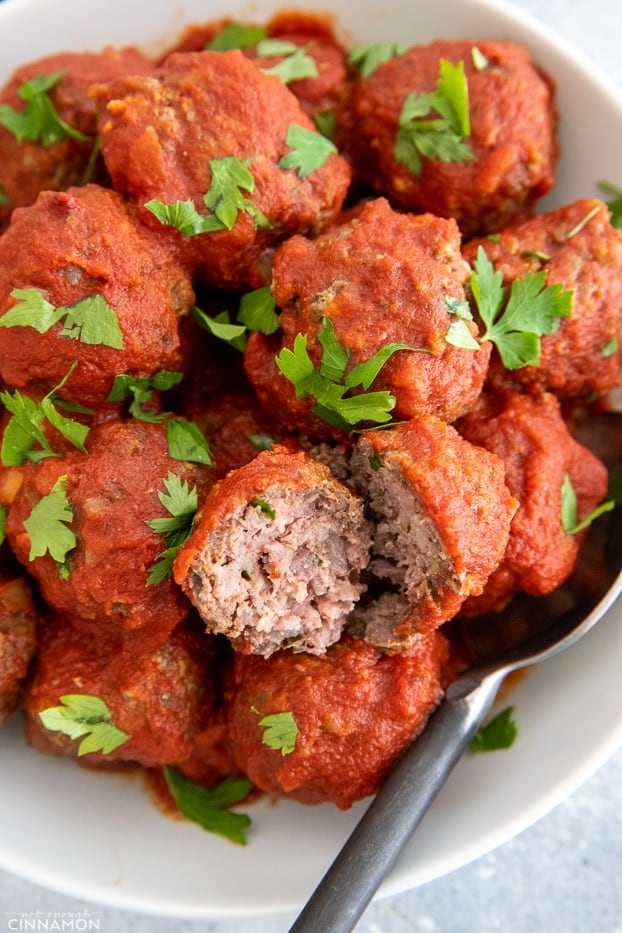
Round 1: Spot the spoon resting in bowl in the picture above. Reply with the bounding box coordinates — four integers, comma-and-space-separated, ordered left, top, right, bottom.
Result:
290, 410, 622, 933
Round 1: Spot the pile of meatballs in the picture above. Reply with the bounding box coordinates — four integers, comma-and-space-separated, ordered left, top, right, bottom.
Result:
0, 11, 620, 811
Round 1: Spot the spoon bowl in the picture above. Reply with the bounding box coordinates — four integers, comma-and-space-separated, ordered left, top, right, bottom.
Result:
291, 411, 622, 933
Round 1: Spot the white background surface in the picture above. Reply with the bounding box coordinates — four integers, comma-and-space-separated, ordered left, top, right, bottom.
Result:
1, 0, 622, 930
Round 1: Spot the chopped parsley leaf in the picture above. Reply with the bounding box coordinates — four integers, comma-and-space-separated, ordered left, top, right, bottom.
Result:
237, 286, 280, 335
145, 157, 271, 237
38, 694, 129, 756
163, 767, 252, 846
146, 472, 198, 585
598, 181, 622, 230
206, 21, 268, 51
348, 41, 409, 78
248, 433, 276, 451
445, 246, 573, 370
278, 124, 338, 178
313, 109, 336, 139
251, 497, 276, 520
0, 288, 123, 349
1, 361, 90, 466
252, 707, 298, 755
566, 204, 601, 239
0, 72, 88, 146
394, 58, 475, 177
470, 706, 517, 752
275, 316, 418, 431
257, 40, 319, 84
193, 305, 248, 350
560, 473, 614, 535
601, 337, 618, 358
107, 371, 184, 422
23, 475, 76, 574
166, 418, 212, 466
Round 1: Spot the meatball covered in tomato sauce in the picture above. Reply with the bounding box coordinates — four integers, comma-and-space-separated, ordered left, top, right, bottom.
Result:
0, 46, 155, 230
0, 184, 194, 409
0, 576, 38, 725
92, 49, 351, 290
225, 632, 450, 808
340, 39, 558, 237
24, 615, 213, 767
0, 419, 212, 651
244, 198, 491, 439
457, 389, 610, 615
174, 444, 372, 657
462, 198, 622, 399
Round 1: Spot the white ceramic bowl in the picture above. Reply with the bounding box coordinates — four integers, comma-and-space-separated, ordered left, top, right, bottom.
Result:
0, 0, 621, 918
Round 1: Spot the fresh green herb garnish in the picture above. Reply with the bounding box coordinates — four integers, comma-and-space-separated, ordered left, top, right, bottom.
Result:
601, 337, 618, 358
0, 181, 12, 207
348, 41, 409, 78
163, 767, 253, 846
0, 72, 88, 146
145, 157, 271, 236
23, 475, 76, 575
394, 59, 475, 177
146, 472, 198, 585
106, 371, 184, 422
251, 497, 276, 520
206, 21, 268, 51
445, 246, 573, 369
598, 181, 622, 230
193, 305, 248, 350
276, 316, 418, 431
257, 40, 319, 84
278, 124, 338, 178
566, 204, 601, 239
560, 473, 614, 535
252, 707, 298, 755
313, 109, 336, 139
165, 418, 212, 465
471, 46, 489, 70
0, 504, 6, 547
0, 288, 123, 349
38, 694, 129, 756
470, 706, 517, 752
248, 433, 276, 450
0, 362, 91, 466
237, 286, 280, 335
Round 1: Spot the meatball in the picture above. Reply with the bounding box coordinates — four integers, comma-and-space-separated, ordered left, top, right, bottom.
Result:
173, 445, 372, 657
0, 576, 38, 725
343, 416, 517, 648
462, 198, 622, 399
24, 615, 212, 767
0, 185, 194, 409
244, 198, 491, 438
225, 632, 450, 808
92, 49, 351, 290
0, 419, 212, 650
340, 39, 558, 236
456, 389, 610, 614
0, 46, 155, 230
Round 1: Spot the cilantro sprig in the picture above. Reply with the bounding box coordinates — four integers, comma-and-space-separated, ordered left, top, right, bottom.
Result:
145, 156, 271, 237
275, 315, 418, 431
23, 475, 76, 577
38, 694, 129, 756
560, 473, 614, 535
1, 362, 91, 466
445, 246, 573, 369
146, 472, 199, 585
0, 72, 88, 146
278, 124, 338, 177
394, 59, 475, 177
252, 707, 298, 755
0, 288, 123, 349
163, 767, 253, 846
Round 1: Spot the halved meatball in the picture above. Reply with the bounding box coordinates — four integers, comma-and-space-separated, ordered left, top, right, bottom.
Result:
0, 184, 194, 409
339, 39, 558, 236
456, 389, 610, 614
92, 49, 351, 290
341, 416, 517, 648
0, 576, 38, 725
462, 198, 622, 399
173, 445, 372, 657
225, 631, 450, 808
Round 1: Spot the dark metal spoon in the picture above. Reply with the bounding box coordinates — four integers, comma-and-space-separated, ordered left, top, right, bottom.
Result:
290, 411, 622, 933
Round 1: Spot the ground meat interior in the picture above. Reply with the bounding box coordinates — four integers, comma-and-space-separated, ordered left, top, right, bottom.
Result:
185, 484, 371, 656
347, 443, 459, 645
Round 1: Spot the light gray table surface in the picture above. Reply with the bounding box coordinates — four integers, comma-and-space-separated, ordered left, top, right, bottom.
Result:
2, 0, 622, 930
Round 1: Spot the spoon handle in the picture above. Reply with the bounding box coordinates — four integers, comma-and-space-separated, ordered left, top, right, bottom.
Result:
289, 667, 506, 933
